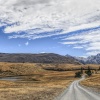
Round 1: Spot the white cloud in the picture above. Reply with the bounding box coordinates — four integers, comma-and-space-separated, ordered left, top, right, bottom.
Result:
61, 29, 100, 56
25, 41, 29, 46
86, 51, 100, 56
73, 46, 83, 49
0, 0, 100, 36
8, 29, 63, 40
61, 41, 77, 45
40, 52, 46, 54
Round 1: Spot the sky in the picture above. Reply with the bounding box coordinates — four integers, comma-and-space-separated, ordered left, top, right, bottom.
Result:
0, 0, 100, 57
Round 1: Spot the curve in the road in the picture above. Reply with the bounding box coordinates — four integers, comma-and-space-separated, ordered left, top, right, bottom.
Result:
55, 78, 100, 100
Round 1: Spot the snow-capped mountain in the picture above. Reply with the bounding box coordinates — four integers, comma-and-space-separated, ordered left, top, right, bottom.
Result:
75, 57, 87, 64
76, 53, 100, 64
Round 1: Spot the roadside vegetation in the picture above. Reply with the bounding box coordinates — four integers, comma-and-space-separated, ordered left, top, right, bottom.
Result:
75, 65, 100, 78
81, 73, 100, 92
81, 67, 100, 93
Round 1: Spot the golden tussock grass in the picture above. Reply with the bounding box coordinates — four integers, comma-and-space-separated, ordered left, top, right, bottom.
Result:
0, 62, 77, 100
81, 73, 100, 89
0, 62, 99, 100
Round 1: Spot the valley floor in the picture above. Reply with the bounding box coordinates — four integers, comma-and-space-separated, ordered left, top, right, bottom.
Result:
0, 80, 74, 100
0, 62, 99, 100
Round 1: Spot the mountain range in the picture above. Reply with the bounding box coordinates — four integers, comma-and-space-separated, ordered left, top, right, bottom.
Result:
0, 53, 80, 64
75, 53, 100, 64
1, 53, 100, 64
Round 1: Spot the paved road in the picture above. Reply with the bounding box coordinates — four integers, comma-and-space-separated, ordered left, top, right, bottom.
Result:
56, 78, 100, 100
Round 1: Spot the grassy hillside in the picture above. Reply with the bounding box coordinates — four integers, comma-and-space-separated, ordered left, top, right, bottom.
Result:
81, 73, 100, 92
0, 62, 99, 77
0, 62, 45, 77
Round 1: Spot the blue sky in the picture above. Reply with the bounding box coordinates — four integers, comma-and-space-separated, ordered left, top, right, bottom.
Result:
0, 27, 85, 56
0, 0, 100, 57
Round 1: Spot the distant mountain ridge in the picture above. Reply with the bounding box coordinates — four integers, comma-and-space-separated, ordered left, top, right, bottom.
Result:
0, 53, 81, 64
76, 53, 100, 64
1, 53, 100, 64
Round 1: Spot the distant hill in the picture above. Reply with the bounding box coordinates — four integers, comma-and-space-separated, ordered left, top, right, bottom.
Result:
0, 53, 81, 64
76, 53, 100, 64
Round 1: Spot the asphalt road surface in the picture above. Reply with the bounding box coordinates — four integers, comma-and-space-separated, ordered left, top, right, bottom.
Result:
56, 78, 100, 100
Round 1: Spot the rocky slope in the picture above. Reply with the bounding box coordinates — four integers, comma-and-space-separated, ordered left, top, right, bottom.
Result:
76, 53, 100, 64
0, 53, 81, 64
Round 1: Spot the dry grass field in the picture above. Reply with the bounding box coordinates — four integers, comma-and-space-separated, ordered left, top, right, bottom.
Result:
0, 62, 78, 100
0, 72, 76, 100
0, 62, 99, 100
80, 64, 100, 93
0, 62, 99, 76
81, 72, 100, 92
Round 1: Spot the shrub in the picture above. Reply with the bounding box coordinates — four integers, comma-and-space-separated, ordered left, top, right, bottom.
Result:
75, 71, 82, 78
85, 66, 92, 76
